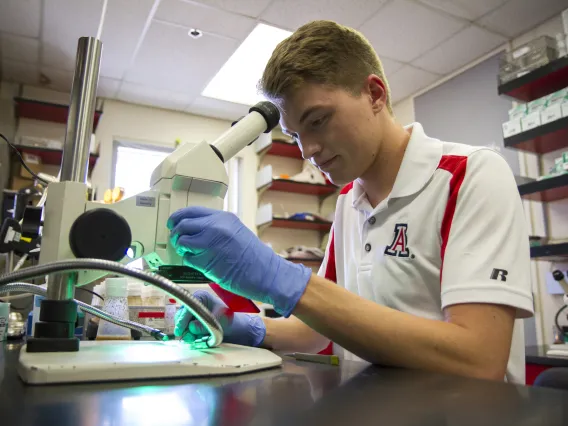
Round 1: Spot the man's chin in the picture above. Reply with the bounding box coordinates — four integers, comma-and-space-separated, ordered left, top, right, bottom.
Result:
325, 172, 350, 187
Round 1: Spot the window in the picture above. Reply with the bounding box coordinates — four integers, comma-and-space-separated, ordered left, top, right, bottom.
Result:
112, 140, 241, 216
112, 141, 172, 198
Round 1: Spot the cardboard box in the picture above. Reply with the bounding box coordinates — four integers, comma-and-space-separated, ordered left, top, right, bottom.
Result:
10, 176, 35, 191
502, 119, 522, 137
521, 111, 542, 132
18, 153, 42, 179
508, 104, 527, 121
541, 104, 563, 125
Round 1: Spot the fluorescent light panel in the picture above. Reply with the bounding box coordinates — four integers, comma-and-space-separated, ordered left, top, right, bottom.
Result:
202, 23, 292, 106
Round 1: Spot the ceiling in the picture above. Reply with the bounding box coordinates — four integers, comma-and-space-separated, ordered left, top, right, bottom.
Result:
0, 0, 566, 121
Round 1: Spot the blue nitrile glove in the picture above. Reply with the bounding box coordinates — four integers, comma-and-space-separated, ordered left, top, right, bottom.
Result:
175, 290, 266, 346
168, 207, 312, 317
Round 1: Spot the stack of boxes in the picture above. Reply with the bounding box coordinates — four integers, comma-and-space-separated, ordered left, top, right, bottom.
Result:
545, 152, 568, 180
499, 35, 563, 85
502, 88, 568, 137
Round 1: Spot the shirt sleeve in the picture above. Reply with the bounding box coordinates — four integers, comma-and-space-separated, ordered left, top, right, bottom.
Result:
440, 149, 534, 318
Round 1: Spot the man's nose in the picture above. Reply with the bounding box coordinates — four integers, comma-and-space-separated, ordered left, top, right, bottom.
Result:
297, 136, 322, 160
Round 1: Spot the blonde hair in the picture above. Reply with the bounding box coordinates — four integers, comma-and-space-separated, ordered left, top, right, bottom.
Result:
259, 20, 392, 114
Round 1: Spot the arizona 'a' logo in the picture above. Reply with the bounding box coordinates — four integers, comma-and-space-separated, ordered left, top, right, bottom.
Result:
384, 224, 410, 258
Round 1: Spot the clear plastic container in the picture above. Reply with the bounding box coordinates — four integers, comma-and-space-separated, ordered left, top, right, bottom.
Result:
127, 281, 143, 323
96, 278, 131, 340
142, 285, 166, 307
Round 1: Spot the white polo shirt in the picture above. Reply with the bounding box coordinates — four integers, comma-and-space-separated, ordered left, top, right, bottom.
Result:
319, 123, 533, 384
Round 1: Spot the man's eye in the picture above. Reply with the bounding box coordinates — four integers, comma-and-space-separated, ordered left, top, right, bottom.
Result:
312, 116, 328, 128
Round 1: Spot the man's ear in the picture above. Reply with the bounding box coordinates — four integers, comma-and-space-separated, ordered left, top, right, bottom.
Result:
366, 75, 387, 114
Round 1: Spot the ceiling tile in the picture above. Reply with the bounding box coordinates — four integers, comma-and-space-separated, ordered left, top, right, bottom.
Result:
260, 0, 389, 31
97, 77, 121, 98
388, 65, 440, 103
155, 0, 256, 40
380, 56, 405, 78
417, 0, 507, 21
189, 0, 273, 18
1, 34, 40, 63
360, 0, 467, 62
187, 96, 249, 121
40, 67, 74, 93
42, 0, 103, 70
0, 0, 41, 38
117, 82, 194, 111
477, 0, 568, 38
123, 21, 239, 97
412, 25, 506, 74
98, 0, 156, 80
1, 60, 39, 86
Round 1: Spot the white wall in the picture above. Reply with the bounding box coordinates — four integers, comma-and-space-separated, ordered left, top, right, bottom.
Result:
392, 97, 416, 125
92, 99, 259, 231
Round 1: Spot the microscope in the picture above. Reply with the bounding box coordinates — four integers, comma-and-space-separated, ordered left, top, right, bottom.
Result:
2, 37, 283, 384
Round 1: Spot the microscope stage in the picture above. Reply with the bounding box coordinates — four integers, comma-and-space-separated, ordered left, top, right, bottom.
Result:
18, 341, 282, 385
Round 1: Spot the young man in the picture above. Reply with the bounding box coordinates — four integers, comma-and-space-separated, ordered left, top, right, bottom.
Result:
170, 20, 533, 383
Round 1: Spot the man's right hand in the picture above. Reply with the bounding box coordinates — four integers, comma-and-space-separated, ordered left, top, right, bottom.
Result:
175, 290, 266, 347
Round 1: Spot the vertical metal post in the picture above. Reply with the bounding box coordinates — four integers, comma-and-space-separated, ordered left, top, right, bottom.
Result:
60, 37, 102, 183
47, 37, 102, 301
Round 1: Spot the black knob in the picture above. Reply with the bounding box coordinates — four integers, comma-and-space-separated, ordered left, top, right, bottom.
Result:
21, 206, 43, 239
553, 270, 565, 281
69, 208, 132, 261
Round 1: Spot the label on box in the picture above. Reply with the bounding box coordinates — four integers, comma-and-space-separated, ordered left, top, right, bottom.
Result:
541, 104, 562, 125
22, 153, 41, 164
521, 112, 541, 131
502, 119, 522, 137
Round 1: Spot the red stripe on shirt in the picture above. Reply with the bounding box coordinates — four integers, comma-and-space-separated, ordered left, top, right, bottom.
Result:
438, 155, 468, 283
324, 232, 337, 283
339, 181, 354, 195
319, 182, 353, 355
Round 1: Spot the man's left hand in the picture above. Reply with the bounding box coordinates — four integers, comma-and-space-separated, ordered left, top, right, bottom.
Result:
168, 207, 312, 317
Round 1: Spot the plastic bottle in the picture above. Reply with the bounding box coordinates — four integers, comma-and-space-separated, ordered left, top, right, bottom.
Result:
165, 298, 178, 335
96, 278, 131, 340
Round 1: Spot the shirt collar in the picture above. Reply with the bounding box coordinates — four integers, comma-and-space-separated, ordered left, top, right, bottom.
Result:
350, 122, 443, 210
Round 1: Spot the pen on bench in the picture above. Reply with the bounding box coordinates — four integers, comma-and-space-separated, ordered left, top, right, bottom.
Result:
285, 352, 340, 366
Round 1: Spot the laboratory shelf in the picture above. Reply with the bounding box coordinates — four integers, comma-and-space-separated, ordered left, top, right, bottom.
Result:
530, 242, 568, 261
259, 139, 303, 159
518, 173, 568, 202
13, 144, 99, 169
498, 56, 568, 102
260, 179, 338, 196
504, 116, 568, 154
257, 217, 332, 235
14, 97, 103, 132
288, 258, 323, 268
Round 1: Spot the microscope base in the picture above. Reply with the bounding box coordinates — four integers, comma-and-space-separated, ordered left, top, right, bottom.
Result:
17, 340, 282, 385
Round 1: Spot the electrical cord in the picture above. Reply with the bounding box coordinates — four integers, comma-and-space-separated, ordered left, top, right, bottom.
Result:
0, 282, 167, 340
76, 286, 104, 302
555, 304, 568, 340
0, 132, 49, 186
0, 258, 223, 348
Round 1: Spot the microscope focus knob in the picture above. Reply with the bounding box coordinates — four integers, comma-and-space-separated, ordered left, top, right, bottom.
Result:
69, 208, 132, 261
